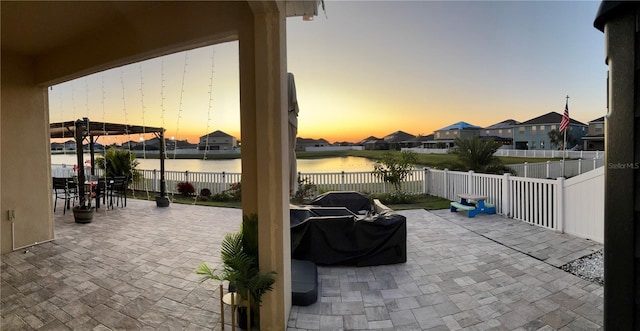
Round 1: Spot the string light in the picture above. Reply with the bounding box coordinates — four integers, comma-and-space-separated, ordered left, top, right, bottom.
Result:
58, 85, 67, 156
100, 73, 110, 212
120, 67, 134, 198
139, 63, 147, 160
71, 81, 76, 120
203, 46, 216, 160
160, 59, 168, 162
174, 51, 189, 160
139, 63, 150, 200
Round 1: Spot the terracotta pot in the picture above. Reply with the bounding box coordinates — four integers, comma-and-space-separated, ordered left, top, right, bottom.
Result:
72, 206, 94, 223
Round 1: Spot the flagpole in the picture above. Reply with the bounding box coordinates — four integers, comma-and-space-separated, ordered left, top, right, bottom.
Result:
562, 128, 567, 177
561, 95, 569, 177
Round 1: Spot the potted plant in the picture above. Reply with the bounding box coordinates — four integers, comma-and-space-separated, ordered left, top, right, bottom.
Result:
196, 214, 276, 329
95, 147, 141, 183
73, 181, 96, 223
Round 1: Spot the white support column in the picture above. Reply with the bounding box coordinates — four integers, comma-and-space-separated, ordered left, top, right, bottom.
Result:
524, 162, 528, 178
467, 170, 474, 195
239, 3, 290, 329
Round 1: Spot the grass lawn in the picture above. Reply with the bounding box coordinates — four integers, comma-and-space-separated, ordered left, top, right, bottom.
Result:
131, 191, 449, 211
299, 150, 562, 169
127, 150, 564, 167
384, 194, 451, 211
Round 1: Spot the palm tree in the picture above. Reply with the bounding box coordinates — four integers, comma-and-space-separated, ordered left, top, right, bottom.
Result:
548, 129, 564, 150
548, 129, 578, 150
95, 147, 141, 182
452, 136, 513, 174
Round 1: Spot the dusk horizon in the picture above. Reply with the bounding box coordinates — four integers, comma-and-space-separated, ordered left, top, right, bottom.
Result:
48, 1, 606, 145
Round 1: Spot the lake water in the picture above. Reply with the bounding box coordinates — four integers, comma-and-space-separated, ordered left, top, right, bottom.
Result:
51, 154, 378, 173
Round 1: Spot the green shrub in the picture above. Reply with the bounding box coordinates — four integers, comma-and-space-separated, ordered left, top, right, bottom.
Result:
211, 192, 233, 202
292, 177, 318, 203
371, 191, 416, 204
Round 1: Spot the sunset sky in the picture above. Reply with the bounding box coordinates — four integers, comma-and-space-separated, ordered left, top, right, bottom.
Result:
48, 1, 606, 144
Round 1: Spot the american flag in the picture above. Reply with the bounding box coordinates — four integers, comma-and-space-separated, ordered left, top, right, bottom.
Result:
559, 99, 570, 132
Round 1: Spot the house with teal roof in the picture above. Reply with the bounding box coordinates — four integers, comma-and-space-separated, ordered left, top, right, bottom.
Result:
434, 121, 482, 147
513, 112, 587, 150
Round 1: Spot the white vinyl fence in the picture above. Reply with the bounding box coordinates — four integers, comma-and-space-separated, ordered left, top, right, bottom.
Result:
52, 162, 604, 243
507, 158, 605, 179
402, 147, 604, 159
494, 149, 603, 159
562, 167, 604, 242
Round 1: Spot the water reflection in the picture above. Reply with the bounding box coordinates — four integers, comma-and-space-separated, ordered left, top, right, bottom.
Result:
51, 154, 377, 173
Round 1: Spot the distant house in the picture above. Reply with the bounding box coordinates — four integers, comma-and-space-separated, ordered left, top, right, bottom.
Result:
513, 112, 587, 150
63, 140, 76, 150
434, 121, 482, 148
481, 119, 519, 147
358, 136, 387, 150
382, 131, 416, 150
121, 140, 142, 150
144, 137, 195, 150
413, 134, 438, 148
50, 142, 64, 151
582, 116, 605, 151
296, 137, 329, 151
198, 130, 237, 151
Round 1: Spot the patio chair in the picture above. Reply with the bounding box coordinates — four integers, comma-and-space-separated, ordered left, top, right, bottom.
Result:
96, 178, 113, 209
110, 176, 128, 208
53, 177, 78, 214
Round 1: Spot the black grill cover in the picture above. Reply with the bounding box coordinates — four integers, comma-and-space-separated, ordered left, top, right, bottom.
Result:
291, 214, 407, 267
308, 191, 372, 214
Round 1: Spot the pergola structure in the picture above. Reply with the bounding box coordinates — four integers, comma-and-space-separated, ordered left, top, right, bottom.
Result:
49, 118, 169, 206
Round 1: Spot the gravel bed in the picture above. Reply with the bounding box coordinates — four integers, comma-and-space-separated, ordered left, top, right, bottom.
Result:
561, 250, 604, 285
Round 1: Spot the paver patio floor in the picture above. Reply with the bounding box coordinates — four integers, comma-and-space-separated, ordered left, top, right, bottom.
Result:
2, 200, 603, 330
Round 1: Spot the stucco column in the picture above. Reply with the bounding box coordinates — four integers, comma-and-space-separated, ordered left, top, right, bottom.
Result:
596, 3, 640, 328
239, 3, 291, 330
1, 51, 55, 253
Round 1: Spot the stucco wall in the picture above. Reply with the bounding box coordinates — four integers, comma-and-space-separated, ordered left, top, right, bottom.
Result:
1, 51, 54, 253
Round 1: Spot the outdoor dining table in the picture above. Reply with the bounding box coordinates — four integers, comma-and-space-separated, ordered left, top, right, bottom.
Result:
450, 193, 496, 218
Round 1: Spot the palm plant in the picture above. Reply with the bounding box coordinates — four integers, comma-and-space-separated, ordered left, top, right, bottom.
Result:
95, 147, 141, 182
195, 214, 276, 307
452, 136, 514, 174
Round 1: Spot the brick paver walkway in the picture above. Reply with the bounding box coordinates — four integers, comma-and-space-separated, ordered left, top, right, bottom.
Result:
1, 200, 603, 330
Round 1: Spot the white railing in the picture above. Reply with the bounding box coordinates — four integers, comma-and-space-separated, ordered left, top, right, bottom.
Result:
403, 147, 604, 159
305, 146, 364, 152
507, 158, 605, 178
494, 149, 603, 159
51, 162, 604, 243
507, 176, 558, 229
